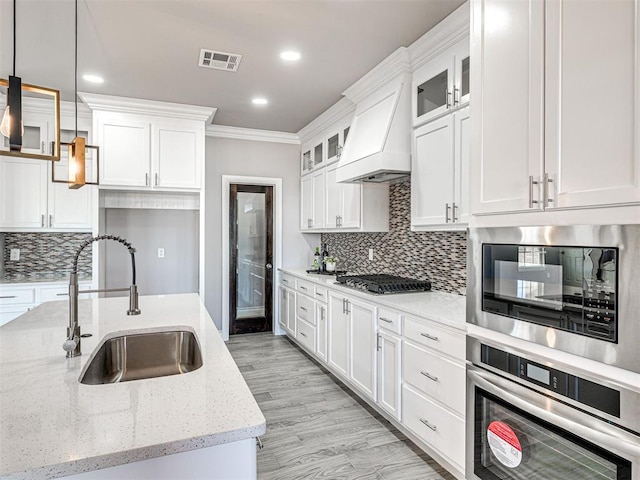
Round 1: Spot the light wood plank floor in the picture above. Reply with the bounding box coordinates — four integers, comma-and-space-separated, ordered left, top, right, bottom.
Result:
227, 333, 457, 480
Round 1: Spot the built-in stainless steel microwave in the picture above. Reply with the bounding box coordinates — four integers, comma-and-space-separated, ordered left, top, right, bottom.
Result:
467, 225, 640, 374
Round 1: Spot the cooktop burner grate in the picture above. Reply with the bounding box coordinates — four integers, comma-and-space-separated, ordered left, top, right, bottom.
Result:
335, 274, 432, 294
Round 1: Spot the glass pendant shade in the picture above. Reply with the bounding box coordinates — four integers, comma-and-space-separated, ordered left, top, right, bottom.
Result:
0, 105, 25, 138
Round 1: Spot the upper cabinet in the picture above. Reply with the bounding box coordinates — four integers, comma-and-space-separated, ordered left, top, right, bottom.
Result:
80, 93, 214, 191
300, 136, 325, 175
471, 0, 640, 222
413, 37, 470, 127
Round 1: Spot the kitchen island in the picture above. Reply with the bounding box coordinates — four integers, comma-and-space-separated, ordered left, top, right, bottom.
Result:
0, 293, 266, 479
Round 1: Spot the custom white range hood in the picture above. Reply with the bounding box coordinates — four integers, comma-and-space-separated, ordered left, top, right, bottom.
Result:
337, 49, 412, 183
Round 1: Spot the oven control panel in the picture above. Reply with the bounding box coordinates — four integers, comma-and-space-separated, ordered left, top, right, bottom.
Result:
481, 344, 620, 418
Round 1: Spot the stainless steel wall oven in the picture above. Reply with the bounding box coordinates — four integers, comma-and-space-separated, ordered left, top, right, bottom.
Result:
468, 225, 640, 374
466, 335, 640, 480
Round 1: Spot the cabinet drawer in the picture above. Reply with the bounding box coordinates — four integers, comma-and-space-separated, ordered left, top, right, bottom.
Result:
403, 341, 465, 415
402, 384, 465, 469
40, 283, 92, 303
280, 273, 295, 288
377, 307, 402, 334
297, 318, 316, 352
313, 285, 328, 303
0, 287, 36, 306
297, 294, 315, 325
404, 315, 465, 361
296, 279, 314, 296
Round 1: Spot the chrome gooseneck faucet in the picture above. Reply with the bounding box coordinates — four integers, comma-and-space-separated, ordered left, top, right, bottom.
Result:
63, 235, 141, 358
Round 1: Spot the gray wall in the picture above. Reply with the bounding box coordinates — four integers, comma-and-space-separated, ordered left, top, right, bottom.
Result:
104, 208, 199, 295
205, 136, 318, 330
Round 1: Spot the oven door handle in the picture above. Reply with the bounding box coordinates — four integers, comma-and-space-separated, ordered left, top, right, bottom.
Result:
468, 368, 640, 459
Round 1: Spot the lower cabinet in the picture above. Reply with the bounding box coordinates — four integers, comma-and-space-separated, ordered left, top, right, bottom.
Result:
278, 286, 296, 336
377, 329, 402, 420
327, 290, 350, 377
316, 301, 328, 362
349, 297, 377, 401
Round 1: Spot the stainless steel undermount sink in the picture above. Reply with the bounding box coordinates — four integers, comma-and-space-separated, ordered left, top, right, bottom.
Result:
80, 330, 203, 385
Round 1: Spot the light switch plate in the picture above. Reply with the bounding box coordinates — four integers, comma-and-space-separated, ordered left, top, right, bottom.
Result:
368, 248, 374, 261
10, 248, 20, 261
157, 248, 165, 258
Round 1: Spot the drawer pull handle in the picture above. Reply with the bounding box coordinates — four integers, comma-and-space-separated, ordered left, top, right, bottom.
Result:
0, 295, 17, 299
56, 293, 69, 297
419, 418, 437, 431
299, 332, 307, 338
300, 286, 307, 291
299, 306, 307, 312
420, 333, 439, 341
379, 317, 393, 323
420, 371, 438, 382
315, 292, 323, 296
282, 279, 289, 283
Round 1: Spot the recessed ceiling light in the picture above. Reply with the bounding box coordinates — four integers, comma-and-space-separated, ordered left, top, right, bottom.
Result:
82, 74, 104, 84
252, 98, 268, 105
279, 51, 301, 62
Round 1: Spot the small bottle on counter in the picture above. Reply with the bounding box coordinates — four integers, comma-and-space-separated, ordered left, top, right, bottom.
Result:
313, 247, 321, 271
321, 244, 329, 272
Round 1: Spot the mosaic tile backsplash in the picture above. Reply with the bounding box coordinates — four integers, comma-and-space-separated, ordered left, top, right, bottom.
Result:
2, 232, 93, 278
321, 180, 467, 295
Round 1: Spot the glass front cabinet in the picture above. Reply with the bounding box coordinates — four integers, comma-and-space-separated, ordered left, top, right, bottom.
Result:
413, 37, 469, 127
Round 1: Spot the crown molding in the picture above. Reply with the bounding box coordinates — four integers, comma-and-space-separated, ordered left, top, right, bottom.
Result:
206, 125, 300, 144
342, 47, 412, 104
408, 2, 470, 71
297, 97, 355, 145
78, 92, 216, 122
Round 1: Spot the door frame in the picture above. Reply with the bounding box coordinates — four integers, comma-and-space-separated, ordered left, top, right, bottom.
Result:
221, 175, 282, 341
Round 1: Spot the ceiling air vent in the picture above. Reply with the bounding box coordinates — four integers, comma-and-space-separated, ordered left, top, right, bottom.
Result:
198, 49, 242, 72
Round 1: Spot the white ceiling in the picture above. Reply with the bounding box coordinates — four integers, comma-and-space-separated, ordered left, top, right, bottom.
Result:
0, 0, 465, 133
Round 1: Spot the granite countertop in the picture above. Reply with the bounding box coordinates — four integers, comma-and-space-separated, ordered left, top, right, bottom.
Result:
0, 293, 266, 479
280, 268, 466, 330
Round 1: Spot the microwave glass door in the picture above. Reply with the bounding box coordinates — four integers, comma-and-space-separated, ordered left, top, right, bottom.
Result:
474, 388, 632, 480
482, 244, 618, 342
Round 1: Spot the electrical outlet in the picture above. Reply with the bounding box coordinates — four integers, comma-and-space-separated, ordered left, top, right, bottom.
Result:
10, 249, 20, 261
157, 248, 165, 258
368, 248, 374, 261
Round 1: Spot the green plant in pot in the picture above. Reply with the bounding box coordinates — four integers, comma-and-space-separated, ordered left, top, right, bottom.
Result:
324, 256, 338, 272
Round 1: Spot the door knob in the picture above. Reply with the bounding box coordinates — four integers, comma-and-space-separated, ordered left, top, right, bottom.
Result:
265, 263, 273, 269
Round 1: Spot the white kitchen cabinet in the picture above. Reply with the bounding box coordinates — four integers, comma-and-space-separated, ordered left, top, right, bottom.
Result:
471, 0, 640, 219
153, 123, 202, 189
325, 118, 351, 166
327, 290, 350, 378
1, 114, 50, 157
300, 169, 325, 230
349, 297, 377, 402
278, 285, 296, 337
412, 107, 469, 229
324, 164, 362, 229
413, 37, 469, 127
316, 301, 328, 362
0, 157, 92, 231
377, 329, 402, 420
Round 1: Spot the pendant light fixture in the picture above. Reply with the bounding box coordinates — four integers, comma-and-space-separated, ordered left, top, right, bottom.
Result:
1, 0, 61, 160
52, 0, 99, 189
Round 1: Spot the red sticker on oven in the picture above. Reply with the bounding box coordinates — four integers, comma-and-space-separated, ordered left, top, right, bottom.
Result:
487, 421, 523, 468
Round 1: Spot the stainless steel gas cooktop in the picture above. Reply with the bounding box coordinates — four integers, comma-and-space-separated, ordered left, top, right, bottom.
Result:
335, 274, 432, 295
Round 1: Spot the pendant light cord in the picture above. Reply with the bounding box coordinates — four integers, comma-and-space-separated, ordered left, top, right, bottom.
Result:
12, 0, 16, 76
74, 0, 78, 137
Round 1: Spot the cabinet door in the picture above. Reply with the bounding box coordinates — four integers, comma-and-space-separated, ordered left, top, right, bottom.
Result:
48, 182, 93, 230
316, 302, 327, 362
1, 118, 49, 156
153, 125, 202, 189
349, 297, 377, 401
413, 52, 455, 126
278, 286, 288, 329
325, 165, 340, 228
301, 146, 312, 175
327, 291, 349, 378
0, 158, 47, 228
470, 0, 544, 214
286, 289, 296, 336
312, 139, 324, 170
544, 0, 640, 209
300, 175, 313, 230
311, 169, 325, 229
453, 107, 471, 225
453, 38, 470, 108
412, 115, 454, 227
339, 182, 361, 229
97, 116, 150, 187
377, 331, 401, 420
